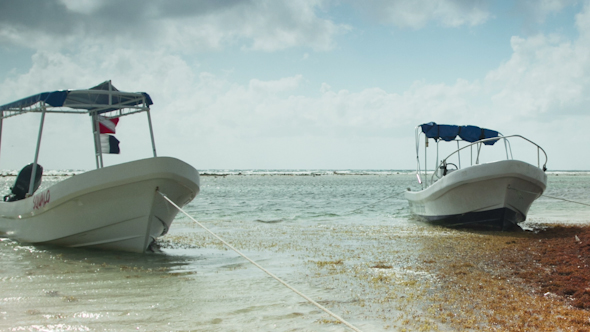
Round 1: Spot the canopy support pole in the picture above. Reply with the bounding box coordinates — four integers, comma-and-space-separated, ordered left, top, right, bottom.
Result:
414, 127, 423, 187
476, 143, 482, 164
91, 113, 104, 169
108, 80, 112, 106
456, 140, 461, 169
424, 138, 428, 187
503, 137, 510, 160
146, 109, 157, 157
436, 140, 439, 178
0, 111, 3, 166
28, 108, 46, 196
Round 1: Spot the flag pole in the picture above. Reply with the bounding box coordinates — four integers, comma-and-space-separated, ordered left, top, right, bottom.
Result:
91, 112, 103, 168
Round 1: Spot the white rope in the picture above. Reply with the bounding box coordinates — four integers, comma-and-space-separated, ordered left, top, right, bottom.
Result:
509, 186, 590, 207
345, 194, 397, 215
157, 191, 364, 332
543, 194, 590, 207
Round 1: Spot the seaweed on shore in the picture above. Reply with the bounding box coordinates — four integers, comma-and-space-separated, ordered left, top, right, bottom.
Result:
412, 224, 590, 331
501, 225, 590, 310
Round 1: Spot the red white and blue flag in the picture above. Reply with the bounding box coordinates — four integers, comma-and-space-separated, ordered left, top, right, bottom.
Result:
98, 116, 119, 134
98, 116, 120, 154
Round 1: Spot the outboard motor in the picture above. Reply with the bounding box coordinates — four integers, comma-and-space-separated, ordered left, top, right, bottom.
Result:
3, 163, 43, 202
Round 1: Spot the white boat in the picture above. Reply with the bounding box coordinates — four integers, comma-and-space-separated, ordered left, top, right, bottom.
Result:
0, 81, 200, 252
405, 122, 547, 230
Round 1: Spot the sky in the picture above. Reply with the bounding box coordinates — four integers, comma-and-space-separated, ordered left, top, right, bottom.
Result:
0, 0, 589, 171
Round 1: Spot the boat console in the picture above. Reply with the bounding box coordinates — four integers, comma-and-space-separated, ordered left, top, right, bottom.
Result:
3, 163, 43, 202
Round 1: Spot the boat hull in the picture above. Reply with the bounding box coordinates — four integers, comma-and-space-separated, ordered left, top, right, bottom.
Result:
0, 157, 200, 253
405, 160, 547, 230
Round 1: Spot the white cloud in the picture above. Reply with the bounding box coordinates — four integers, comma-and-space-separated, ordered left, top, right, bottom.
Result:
576, 0, 590, 39
485, 2, 590, 121
2, 1, 590, 169
349, 0, 492, 29
517, 0, 578, 24
59, 0, 103, 15
3, 7, 590, 169
0, 0, 349, 53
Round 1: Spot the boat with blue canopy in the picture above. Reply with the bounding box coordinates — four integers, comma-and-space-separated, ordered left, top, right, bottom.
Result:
0, 81, 200, 252
405, 122, 547, 230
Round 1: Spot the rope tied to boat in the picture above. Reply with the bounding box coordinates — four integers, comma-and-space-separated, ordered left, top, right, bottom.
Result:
157, 190, 364, 332
508, 186, 590, 207
345, 193, 399, 215
542, 194, 590, 207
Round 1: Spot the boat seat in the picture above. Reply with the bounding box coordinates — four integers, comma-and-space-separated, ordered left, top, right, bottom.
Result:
3, 163, 43, 202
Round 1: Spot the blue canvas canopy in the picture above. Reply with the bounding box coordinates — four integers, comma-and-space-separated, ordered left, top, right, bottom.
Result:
0, 81, 153, 114
420, 122, 500, 145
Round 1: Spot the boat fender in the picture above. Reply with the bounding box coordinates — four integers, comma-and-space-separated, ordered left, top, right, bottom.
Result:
3, 163, 43, 202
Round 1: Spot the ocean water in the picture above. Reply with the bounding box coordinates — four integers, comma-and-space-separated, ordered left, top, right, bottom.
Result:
0, 170, 589, 331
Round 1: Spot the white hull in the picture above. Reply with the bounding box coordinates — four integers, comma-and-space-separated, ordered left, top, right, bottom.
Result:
405, 160, 547, 230
0, 157, 200, 253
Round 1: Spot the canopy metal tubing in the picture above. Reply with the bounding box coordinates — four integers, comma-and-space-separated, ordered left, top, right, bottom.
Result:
476, 143, 482, 164
146, 109, 157, 157
0, 111, 3, 164
456, 140, 461, 169
436, 140, 439, 181
428, 135, 548, 184
413, 124, 548, 187
91, 113, 104, 169
424, 137, 428, 187
28, 109, 46, 196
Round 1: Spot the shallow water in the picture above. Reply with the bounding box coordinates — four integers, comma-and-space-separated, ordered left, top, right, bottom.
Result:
0, 171, 588, 331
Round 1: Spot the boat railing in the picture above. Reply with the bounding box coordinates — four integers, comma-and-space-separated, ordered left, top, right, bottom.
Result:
429, 135, 548, 185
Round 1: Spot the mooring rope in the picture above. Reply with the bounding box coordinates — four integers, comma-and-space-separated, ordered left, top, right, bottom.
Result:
345, 193, 398, 215
157, 190, 364, 332
543, 194, 590, 207
508, 186, 590, 208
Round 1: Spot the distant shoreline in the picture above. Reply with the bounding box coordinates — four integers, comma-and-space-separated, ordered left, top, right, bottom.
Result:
1, 170, 589, 177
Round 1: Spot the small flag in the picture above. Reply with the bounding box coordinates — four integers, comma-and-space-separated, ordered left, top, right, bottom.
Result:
98, 116, 119, 134
100, 134, 120, 154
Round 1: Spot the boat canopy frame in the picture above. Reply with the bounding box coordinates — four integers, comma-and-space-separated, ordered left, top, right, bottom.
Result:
413, 123, 548, 188
0, 80, 157, 197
